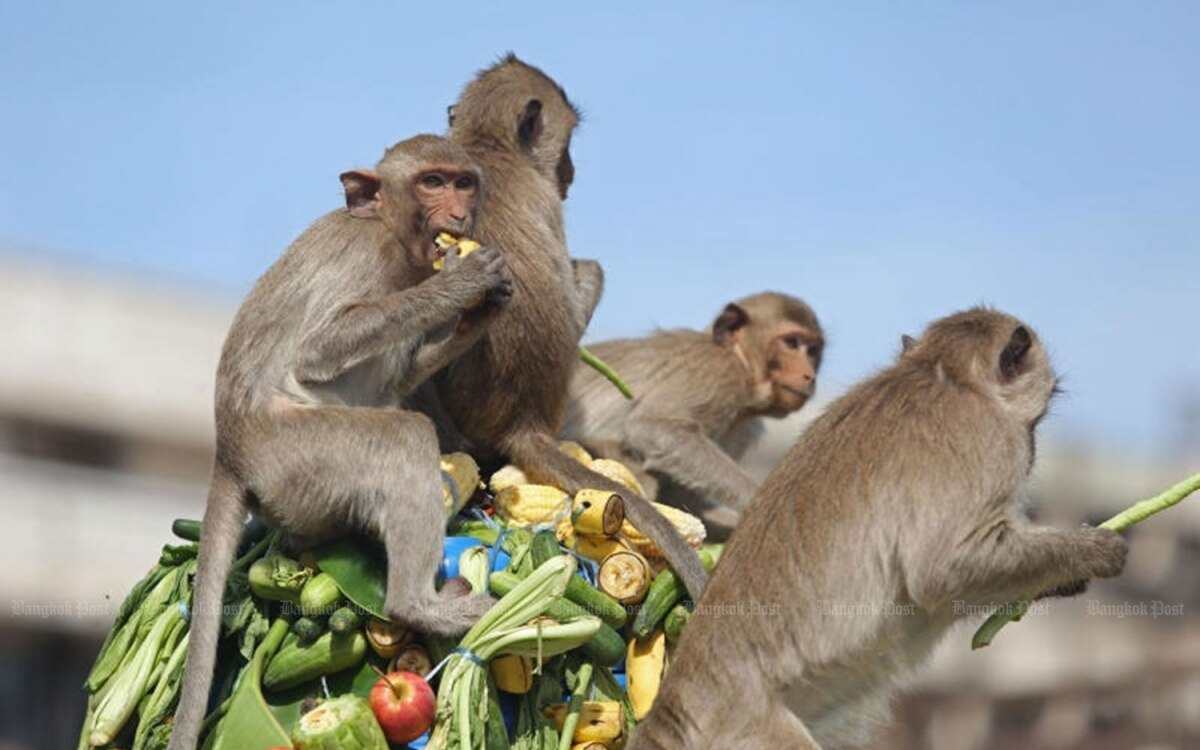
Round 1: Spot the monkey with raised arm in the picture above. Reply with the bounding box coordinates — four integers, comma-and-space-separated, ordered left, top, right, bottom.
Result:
629, 308, 1128, 750
562, 292, 823, 537
167, 135, 511, 750
430, 54, 708, 597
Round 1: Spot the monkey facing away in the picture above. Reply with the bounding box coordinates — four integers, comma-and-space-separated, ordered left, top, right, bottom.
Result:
167, 135, 512, 750
431, 54, 709, 597
629, 308, 1128, 750
562, 292, 823, 536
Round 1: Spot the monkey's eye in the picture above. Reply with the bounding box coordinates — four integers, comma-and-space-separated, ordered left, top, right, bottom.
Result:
420, 174, 446, 189
782, 336, 803, 350
454, 175, 476, 190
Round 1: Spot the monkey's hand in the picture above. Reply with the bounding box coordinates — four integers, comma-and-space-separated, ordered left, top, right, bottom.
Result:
1079, 526, 1129, 580
442, 246, 513, 333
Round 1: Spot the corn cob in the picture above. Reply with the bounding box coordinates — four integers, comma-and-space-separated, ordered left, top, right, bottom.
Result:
558, 440, 594, 466
626, 629, 668, 721
488, 463, 530, 494
441, 452, 481, 517
589, 458, 645, 496
432, 232, 482, 270
621, 502, 706, 558
493, 484, 573, 529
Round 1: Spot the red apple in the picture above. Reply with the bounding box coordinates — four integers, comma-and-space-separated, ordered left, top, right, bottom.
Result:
368, 670, 436, 743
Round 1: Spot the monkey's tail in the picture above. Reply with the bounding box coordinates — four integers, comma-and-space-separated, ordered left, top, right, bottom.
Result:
503, 431, 709, 600
166, 465, 246, 750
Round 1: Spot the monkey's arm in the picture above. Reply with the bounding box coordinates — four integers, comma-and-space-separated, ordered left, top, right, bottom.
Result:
622, 414, 759, 510
293, 287, 466, 385
570, 258, 604, 332
906, 515, 1127, 611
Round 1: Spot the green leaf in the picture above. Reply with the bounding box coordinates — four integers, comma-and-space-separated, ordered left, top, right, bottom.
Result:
313, 537, 388, 618
210, 618, 292, 750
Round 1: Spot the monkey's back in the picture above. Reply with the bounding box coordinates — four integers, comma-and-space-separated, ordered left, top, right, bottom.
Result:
436, 158, 581, 454
563, 330, 750, 443
660, 361, 1011, 746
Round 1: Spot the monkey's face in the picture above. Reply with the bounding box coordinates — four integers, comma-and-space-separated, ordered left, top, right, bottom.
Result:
764, 326, 822, 417
404, 166, 480, 264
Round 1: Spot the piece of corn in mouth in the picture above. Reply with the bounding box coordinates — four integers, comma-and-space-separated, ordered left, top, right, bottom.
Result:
433, 232, 482, 269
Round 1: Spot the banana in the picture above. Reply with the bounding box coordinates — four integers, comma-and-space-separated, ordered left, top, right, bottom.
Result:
626, 629, 668, 720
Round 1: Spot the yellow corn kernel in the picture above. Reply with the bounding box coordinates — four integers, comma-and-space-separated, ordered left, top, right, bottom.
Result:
621, 503, 706, 559
488, 464, 530, 494
558, 440, 594, 466
493, 484, 572, 528
441, 452, 481, 517
589, 458, 645, 496
432, 233, 482, 270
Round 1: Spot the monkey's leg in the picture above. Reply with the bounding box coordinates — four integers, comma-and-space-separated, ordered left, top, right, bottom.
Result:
248, 406, 492, 636
727, 703, 822, 750
910, 518, 1128, 609
622, 415, 758, 510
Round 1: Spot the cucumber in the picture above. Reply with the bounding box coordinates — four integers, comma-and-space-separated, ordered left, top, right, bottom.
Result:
171, 518, 203, 542
631, 545, 722, 638
300, 572, 343, 616
263, 630, 369, 692
328, 606, 363, 634
663, 602, 692, 645
291, 616, 327, 644
530, 531, 627, 629
488, 571, 625, 666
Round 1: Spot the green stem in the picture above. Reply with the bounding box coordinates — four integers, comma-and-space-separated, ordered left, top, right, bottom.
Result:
231, 530, 277, 575
579, 347, 633, 400
971, 469, 1200, 650
558, 663, 594, 750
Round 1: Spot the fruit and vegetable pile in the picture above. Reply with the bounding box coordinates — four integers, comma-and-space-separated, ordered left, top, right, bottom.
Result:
79, 442, 722, 750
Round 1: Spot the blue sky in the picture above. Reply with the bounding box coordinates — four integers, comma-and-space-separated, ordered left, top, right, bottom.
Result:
2, 2, 1197, 457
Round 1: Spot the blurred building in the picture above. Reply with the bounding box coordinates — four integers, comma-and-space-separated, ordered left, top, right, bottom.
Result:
0, 256, 1197, 749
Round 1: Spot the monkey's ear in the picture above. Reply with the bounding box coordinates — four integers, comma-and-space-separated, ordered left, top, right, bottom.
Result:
517, 98, 544, 150
340, 169, 382, 219
998, 325, 1033, 380
712, 303, 750, 347
900, 335, 918, 354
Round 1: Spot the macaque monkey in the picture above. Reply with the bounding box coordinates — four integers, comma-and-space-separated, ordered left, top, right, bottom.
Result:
432, 54, 708, 597
167, 135, 512, 750
629, 308, 1128, 750
562, 292, 823, 536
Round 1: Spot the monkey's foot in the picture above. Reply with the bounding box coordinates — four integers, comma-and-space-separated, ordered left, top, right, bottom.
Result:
388, 593, 496, 637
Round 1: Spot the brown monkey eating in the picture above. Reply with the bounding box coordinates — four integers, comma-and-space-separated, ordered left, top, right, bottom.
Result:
562, 291, 823, 537
429, 54, 709, 598
629, 308, 1128, 750
167, 135, 512, 750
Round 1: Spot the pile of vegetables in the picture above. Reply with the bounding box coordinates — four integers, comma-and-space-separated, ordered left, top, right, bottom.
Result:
78, 442, 723, 750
